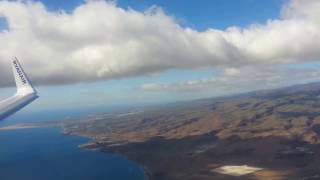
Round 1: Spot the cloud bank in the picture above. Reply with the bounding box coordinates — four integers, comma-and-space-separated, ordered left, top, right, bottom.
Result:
141, 66, 320, 95
0, 0, 319, 88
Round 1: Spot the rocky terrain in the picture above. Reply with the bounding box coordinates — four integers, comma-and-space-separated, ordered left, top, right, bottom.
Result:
62, 82, 320, 180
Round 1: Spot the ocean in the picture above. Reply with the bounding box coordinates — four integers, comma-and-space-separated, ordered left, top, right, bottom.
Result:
0, 128, 146, 180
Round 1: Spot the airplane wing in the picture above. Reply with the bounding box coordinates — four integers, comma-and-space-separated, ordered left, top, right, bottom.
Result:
0, 57, 38, 121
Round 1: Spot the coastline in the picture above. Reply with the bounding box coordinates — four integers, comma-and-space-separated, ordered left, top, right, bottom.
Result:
76, 139, 151, 180
4, 121, 318, 179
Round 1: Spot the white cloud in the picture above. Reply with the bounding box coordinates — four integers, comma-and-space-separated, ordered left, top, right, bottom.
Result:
140, 66, 320, 95
224, 68, 240, 76
0, 0, 319, 87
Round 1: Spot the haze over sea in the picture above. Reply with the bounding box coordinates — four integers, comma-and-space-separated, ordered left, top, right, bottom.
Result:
0, 109, 146, 180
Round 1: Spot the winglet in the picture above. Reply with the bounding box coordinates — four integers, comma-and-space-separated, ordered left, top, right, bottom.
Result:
12, 57, 37, 95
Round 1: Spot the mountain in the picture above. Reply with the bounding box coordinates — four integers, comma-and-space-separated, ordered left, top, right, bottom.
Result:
63, 82, 320, 180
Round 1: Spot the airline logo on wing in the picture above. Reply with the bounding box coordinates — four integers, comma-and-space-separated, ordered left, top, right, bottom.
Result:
13, 60, 27, 84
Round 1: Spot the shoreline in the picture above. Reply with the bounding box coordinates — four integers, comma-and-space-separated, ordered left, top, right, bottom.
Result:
4, 124, 317, 180
77, 140, 151, 180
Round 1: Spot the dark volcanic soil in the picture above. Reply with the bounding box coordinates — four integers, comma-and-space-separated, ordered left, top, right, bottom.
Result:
85, 134, 320, 180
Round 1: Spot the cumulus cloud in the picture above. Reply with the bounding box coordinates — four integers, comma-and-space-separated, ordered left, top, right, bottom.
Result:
0, 0, 319, 87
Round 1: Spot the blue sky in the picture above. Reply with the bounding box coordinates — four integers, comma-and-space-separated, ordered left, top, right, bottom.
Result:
40, 0, 286, 30
2, 0, 317, 116
118, 0, 286, 30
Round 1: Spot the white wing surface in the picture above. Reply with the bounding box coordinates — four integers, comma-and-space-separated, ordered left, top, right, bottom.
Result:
0, 58, 38, 121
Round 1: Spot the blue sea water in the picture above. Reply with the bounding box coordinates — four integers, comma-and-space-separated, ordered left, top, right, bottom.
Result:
0, 128, 146, 180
